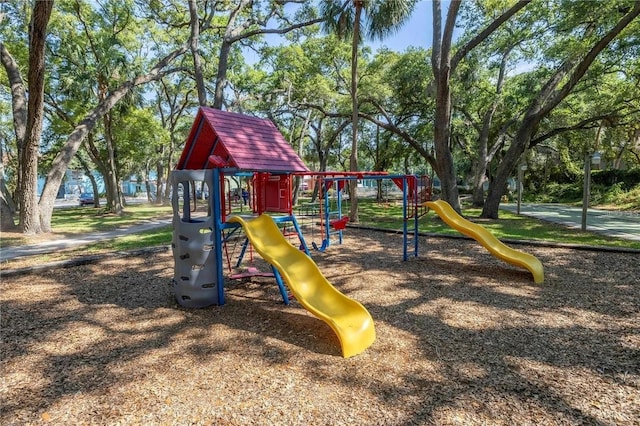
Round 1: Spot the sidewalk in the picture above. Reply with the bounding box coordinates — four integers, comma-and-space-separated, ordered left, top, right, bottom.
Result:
501, 203, 640, 242
0, 218, 172, 262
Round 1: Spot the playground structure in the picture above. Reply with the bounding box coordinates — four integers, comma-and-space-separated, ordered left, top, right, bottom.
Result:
170, 107, 544, 357
170, 107, 421, 357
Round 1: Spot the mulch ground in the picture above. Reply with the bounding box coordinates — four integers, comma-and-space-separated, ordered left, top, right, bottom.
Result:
1, 229, 639, 425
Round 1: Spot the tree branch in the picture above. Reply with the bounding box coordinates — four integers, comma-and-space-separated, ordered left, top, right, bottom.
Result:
0, 42, 27, 147
228, 16, 325, 43
451, 0, 531, 70
540, 2, 640, 117
531, 108, 639, 147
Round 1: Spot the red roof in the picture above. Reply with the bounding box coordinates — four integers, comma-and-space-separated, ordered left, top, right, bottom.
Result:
176, 107, 308, 172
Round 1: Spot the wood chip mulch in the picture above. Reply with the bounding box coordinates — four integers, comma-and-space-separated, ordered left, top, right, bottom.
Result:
1, 229, 638, 425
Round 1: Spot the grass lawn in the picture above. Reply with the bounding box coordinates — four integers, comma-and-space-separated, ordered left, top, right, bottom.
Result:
0, 204, 173, 256
52, 203, 173, 233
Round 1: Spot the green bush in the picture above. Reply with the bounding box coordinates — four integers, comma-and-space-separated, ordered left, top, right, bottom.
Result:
590, 182, 639, 207
533, 182, 583, 202
592, 168, 640, 190
526, 168, 639, 208
619, 184, 640, 209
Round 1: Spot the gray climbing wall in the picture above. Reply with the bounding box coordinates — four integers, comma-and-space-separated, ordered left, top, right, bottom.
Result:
170, 170, 219, 308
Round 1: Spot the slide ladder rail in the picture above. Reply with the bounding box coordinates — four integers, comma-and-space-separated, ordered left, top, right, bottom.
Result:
425, 200, 544, 284
227, 214, 376, 358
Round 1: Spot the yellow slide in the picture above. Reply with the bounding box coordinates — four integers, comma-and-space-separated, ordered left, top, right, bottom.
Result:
227, 214, 376, 358
425, 200, 544, 284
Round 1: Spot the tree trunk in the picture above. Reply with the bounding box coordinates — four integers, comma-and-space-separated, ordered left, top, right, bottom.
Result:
315, 152, 329, 201
1, 42, 27, 217
156, 77, 191, 206
162, 138, 177, 205
156, 152, 166, 205
88, 130, 120, 209
0, 132, 17, 230
213, 40, 232, 109
188, 0, 207, 106
20, 1, 54, 234
163, 152, 173, 205
1, 149, 16, 230
433, 75, 459, 208
375, 122, 383, 202
84, 131, 111, 205
0, 195, 16, 231
78, 154, 100, 208
614, 128, 640, 169
348, 3, 362, 223
292, 110, 311, 206
103, 113, 124, 214
0, 42, 27, 149
87, 176, 100, 207
471, 49, 510, 207
431, 0, 461, 212
482, 118, 537, 218
103, 165, 121, 212
141, 166, 153, 203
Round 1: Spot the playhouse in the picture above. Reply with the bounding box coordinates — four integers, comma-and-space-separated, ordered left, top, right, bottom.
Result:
175, 106, 308, 218
171, 107, 309, 308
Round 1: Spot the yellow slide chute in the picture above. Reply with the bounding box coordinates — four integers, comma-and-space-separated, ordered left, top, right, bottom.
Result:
425, 200, 544, 284
227, 214, 376, 358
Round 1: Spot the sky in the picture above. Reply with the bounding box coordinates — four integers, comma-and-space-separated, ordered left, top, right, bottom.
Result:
364, 2, 535, 75
248, 1, 458, 64
367, 1, 434, 53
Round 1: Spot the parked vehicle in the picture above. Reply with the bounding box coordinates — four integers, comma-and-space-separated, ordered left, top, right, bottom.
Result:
79, 193, 96, 206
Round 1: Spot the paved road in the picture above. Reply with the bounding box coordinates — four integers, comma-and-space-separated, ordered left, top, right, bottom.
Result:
501, 203, 640, 242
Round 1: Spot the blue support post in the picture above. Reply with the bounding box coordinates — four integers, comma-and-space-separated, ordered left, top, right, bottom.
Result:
211, 168, 225, 305
413, 176, 419, 257
402, 177, 408, 261
289, 215, 310, 255
235, 238, 250, 268
323, 179, 331, 248
271, 266, 290, 305
337, 179, 343, 244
